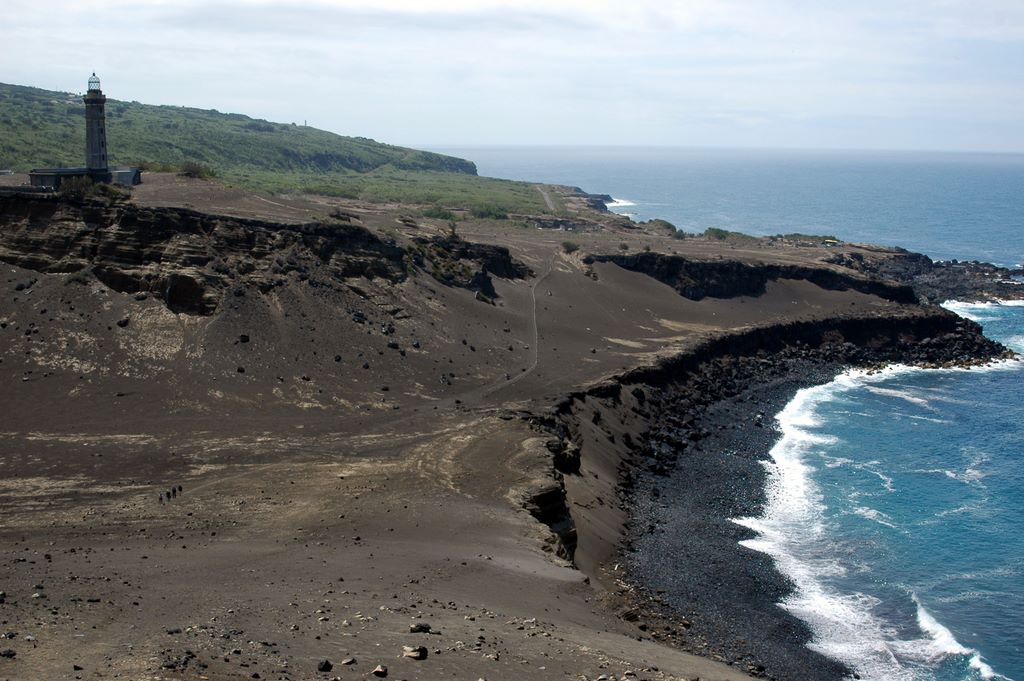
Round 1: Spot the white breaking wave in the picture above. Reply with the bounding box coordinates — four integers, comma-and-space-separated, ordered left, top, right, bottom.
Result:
901, 414, 951, 424
823, 456, 896, 492
945, 468, 987, 484
864, 386, 932, 407
605, 198, 636, 209
732, 369, 1012, 681
905, 596, 1009, 680
943, 299, 1024, 323
854, 506, 899, 529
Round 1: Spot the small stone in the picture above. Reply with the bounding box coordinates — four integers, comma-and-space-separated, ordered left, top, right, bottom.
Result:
372, 664, 388, 677
0, 649, 15, 658
402, 645, 427, 660
239, 334, 250, 343
408, 622, 432, 633
116, 317, 129, 328
341, 657, 356, 665
317, 659, 333, 672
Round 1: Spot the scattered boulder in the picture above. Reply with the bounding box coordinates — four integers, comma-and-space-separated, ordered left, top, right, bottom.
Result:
317, 659, 333, 672
372, 664, 388, 677
408, 622, 432, 633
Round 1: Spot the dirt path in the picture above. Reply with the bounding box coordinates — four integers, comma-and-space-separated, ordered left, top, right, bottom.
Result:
536, 185, 556, 212
480, 253, 555, 401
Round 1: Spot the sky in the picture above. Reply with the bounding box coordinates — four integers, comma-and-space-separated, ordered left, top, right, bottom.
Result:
2, 0, 1024, 152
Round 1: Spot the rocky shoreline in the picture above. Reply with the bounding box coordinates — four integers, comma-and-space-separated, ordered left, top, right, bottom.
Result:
541, 310, 1015, 681
826, 248, 1024, 304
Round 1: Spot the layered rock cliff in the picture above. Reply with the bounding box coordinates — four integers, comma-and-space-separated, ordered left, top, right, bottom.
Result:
0, 194, 529, 315
587, 252, 919, 303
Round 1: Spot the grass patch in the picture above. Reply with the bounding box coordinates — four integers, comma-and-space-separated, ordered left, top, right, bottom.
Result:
0, 81, 556, 213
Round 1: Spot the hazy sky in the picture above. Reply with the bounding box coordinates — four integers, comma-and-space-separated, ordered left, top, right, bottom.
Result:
3, 0, 1024, 152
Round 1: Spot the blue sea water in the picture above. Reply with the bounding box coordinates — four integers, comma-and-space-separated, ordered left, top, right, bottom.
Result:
431, 146, 1024, 268
431, 147, 1024, 680
735, 303, 1024, 681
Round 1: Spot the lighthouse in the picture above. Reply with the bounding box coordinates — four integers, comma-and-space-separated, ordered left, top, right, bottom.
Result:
84, 73, 109, 177
28, 73, 141, 190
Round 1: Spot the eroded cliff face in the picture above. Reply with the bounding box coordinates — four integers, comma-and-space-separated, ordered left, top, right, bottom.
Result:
587, 252, 919, 303
0, 195, 408, 315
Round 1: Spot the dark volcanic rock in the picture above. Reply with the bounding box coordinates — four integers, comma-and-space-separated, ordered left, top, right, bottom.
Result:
412, 234, 530, 298
827, 249, 1024, 304
587, 252, 918, 303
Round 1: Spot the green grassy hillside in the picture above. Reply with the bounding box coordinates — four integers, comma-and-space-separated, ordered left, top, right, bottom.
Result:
0, 82, 549, 213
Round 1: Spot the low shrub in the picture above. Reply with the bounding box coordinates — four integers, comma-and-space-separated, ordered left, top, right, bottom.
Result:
179, 161, 216, 179
470, 204, 508, 220
422, 205, 455, 220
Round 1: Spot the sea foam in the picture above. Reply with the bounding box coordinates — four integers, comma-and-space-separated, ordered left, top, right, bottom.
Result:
943, 299, 1024, 324
907, 597, 1007, 680
732, 369, 1012, 681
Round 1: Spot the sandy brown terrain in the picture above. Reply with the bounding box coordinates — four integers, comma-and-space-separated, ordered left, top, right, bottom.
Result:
0, 176, 997, 680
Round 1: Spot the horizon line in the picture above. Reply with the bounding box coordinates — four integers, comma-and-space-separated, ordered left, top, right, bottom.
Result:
415, 143, 1024, 156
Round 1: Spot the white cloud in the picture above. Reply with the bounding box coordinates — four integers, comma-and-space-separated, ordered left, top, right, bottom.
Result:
3, 0, 1023, 150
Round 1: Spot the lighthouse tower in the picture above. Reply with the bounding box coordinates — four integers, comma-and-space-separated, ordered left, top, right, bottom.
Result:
84, 73, 109, 177
29, 73, 140, 189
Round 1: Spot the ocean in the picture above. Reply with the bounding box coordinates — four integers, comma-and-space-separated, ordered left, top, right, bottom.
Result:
433, 146, 1024, 268
432, 147, 1024, 681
